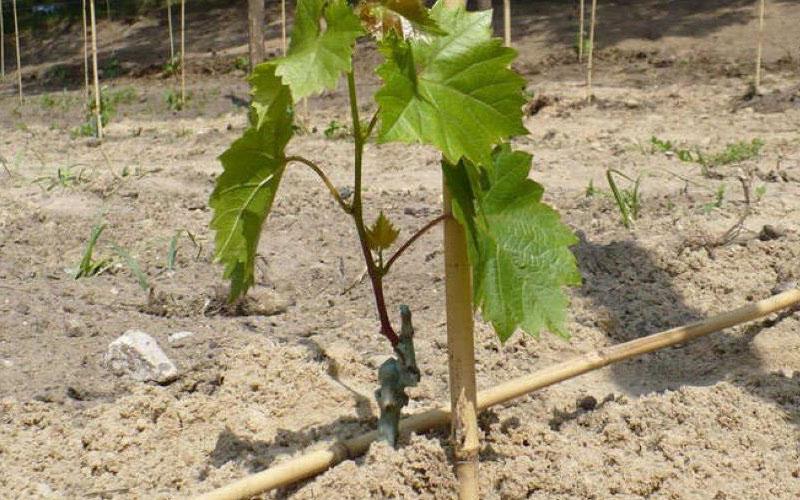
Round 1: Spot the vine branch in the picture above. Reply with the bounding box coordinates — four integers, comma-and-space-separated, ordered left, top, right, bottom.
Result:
286, 155, 352, 214
383, 214, 449, 274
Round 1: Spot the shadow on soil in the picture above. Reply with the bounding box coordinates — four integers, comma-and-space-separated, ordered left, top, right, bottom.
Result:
491, 0, 796, 49
574, 233, 800, 425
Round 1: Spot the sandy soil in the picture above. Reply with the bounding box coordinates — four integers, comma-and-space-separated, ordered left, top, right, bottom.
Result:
1, 1, 800, 498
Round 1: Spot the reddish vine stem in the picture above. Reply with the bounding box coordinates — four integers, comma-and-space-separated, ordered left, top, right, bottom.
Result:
347, 70, 398, 346
384, 214, 449, 274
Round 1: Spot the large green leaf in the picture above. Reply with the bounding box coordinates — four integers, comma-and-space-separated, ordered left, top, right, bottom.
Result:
274, 0, 364, 101
209, 66, 293, 300
375, 1, 526, 166
443, 145, 581, 341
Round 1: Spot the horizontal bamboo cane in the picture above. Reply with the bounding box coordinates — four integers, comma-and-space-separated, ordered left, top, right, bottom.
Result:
195, 288, 800, 500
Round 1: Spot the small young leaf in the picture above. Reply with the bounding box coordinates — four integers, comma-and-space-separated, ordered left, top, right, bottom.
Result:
366, 211, 400, 251
443, 145, 581, 341
274, 0, 364, 101
360, 0, 446, 36
209, 71, 294, 301
376, 1, 526, 166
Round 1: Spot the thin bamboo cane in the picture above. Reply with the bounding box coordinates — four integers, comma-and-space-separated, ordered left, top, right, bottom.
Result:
167, 0, 174, 62
754, 0, 766, 93
503, 0, 510, 47
578, 0, 585, 62
180, 0, 185, 105
1, 0, 5, 79
12, 0, 21, 102
281, 0, 287, 55
89, 0, 102, 138
586, 0, 597, 102
82, 0, 89, 99
105, 0, 110, 22
195, 287, 800, 500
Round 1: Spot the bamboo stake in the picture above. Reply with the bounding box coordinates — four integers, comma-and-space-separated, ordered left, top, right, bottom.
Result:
82, 0, 89, 99
578, 0, 585, 62
1, 0, 5, 79
89, 0, 102, 138
248, 0, 265, 70
754, 0, 766, 94
180, 0, 185, 105
196, 288, 800, 500
12, 0, 21, 102
503, 0, 510, 47
281, 0, 286, 55
585, 0, 597, 102
167, 0, 174, 62
105, 0, 110, 22
442, 0, 479, 497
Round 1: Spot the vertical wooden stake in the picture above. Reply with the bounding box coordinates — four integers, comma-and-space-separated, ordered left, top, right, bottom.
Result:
578, 0, 585, 62
443, 1, 479, 498
755, 0, 766, 94
180, 0, 186, 105
248, 0, 265, 70
12, 0, 21, 102
503, 0, 511, 47
586, 0, 597, 102
89, 0, 102, 138
281, 0, 287, 55
1, 0, 5, 79
82, 0, 89, 99
167, 0, 175, 62
105, 0, 111, 22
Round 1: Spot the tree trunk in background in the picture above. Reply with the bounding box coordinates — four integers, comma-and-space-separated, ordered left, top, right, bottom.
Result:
474, 0, 492, 10
89, 0, 102, 137
248, 0, 265, 71
1, 0, 5, 79
12, 0, 22, 102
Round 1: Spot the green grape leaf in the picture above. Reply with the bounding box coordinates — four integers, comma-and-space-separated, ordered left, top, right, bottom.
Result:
375, 1, 527, 166
366, 211, 400, 251
209, 69, 293, 301
443, 145, 581, 341
274, 0, 364, 101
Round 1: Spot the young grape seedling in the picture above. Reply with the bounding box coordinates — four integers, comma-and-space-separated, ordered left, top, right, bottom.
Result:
210, 0, 580, 445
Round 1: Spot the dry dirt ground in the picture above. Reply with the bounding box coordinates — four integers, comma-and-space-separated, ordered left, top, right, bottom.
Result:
2, 1, 800, 498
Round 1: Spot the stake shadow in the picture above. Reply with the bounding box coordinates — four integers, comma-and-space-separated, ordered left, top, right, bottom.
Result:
208, 415, 375, 475
574, 232, 800, 425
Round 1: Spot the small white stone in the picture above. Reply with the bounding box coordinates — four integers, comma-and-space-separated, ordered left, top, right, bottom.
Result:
168, 331, 195, 346
0, 359, 12, 368
104, 330, 178, 384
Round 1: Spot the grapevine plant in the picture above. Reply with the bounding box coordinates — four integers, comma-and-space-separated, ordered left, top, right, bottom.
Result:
210, 0, 580, 445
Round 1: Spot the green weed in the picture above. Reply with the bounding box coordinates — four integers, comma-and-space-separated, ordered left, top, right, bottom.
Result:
33, 165, 88, 191
233, 56, 249, 71
73, 223, 113, 279
702, 184, 726, 214
165, 89, 189, 111
324, 120, 350, 139
606, 169, 642, 229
